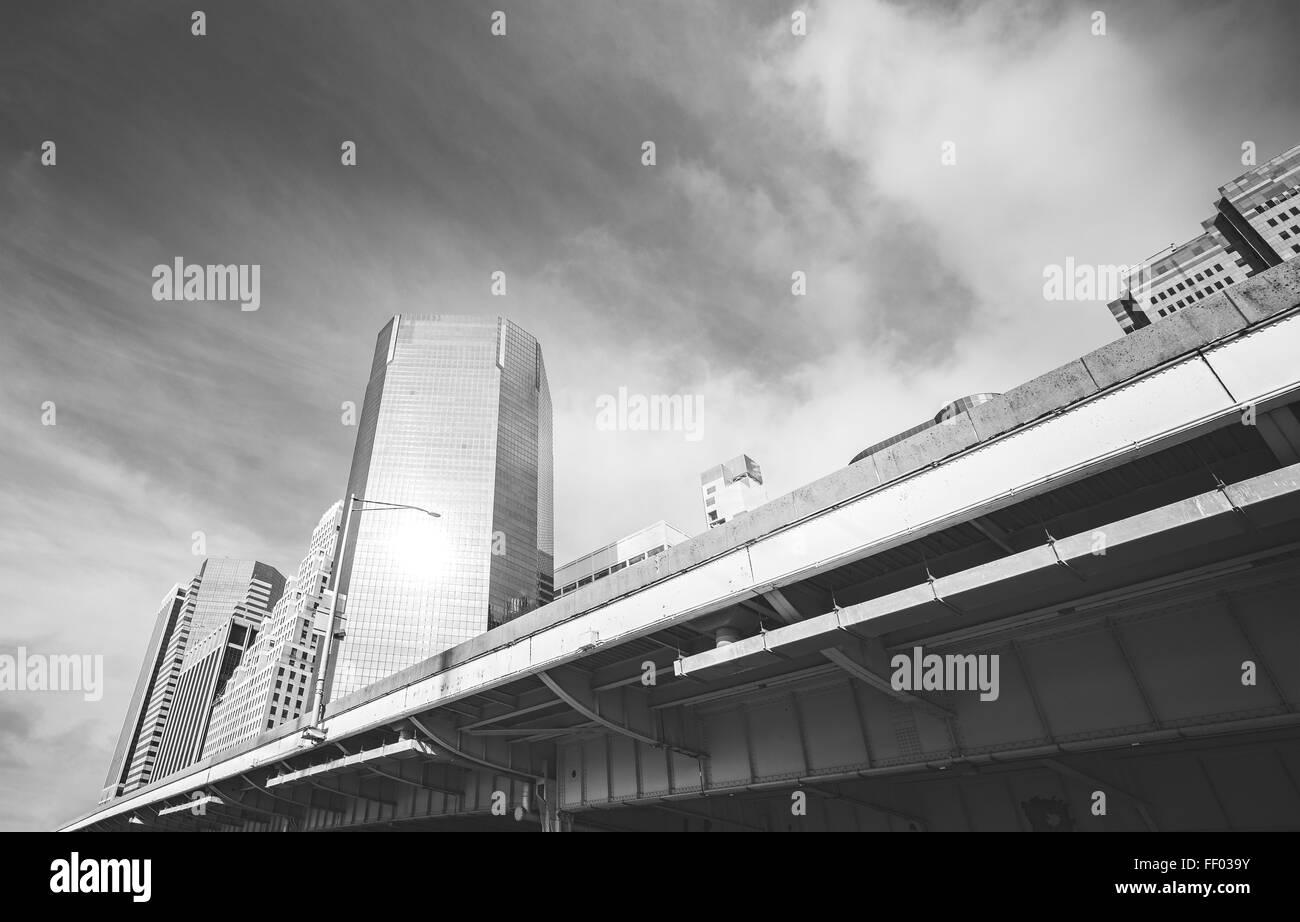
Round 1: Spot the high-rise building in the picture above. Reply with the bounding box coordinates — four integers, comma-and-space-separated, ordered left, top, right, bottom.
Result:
100, 584, 187, 803
1108, 141, 1300, 333
554, 521, 690, 597
327, 315, 553, 702
122, 559, 284, 786
203, 503, 342, 758
701, 455, 767, 528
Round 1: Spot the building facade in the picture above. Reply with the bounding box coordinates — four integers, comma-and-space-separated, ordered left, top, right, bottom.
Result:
203, 502, 342, 758
328, 315, 553, 702
701, 455, 767, 528
555, 521, 690, 597
100, 584, 187, 803
119, 559, 284, 788
1108, 141, 1300, 333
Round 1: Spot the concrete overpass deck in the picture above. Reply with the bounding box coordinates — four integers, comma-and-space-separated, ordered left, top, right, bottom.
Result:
63, 261, 1300, 831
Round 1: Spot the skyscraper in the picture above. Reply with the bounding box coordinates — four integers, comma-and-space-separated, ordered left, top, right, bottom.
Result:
116, 559, 284, 789
326, 315, 553, 702
100, 584, 187, 803
203, 502, 342, 758
1108, 141, 1300, 333
701, 455, 767, 528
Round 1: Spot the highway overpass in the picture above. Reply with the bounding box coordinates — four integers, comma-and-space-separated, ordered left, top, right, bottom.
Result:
63, 261, 1300, 831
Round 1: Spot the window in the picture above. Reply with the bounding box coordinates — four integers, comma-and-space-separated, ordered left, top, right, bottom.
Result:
705, 486, 716, 495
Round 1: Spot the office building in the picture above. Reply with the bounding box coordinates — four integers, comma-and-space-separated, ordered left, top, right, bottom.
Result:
119, 559, 284, 787
203, 502, 342, 758
555, 521, 690, 597
328, 315, 553, 702
701, 455, 767, 528
100, 585, 187, 803
1108, 141, 1300, 333
118, 560, 282, 792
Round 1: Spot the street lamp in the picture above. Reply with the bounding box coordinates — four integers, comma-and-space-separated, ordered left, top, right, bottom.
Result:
308, 493, 440, 735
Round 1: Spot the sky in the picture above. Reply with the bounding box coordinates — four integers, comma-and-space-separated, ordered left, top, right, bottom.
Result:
1, 0, 1297, 830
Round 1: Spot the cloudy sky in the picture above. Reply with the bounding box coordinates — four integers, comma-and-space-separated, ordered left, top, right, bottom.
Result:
1, 0, 1297, 830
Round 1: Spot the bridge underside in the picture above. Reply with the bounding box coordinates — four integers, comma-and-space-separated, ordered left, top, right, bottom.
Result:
89, 425, 1300, 831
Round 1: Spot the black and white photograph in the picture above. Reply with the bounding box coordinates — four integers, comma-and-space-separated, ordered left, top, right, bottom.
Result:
2, 0, 1299, 895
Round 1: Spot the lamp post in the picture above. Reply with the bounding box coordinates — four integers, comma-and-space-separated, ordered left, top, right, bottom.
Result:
308, 493, 440, 736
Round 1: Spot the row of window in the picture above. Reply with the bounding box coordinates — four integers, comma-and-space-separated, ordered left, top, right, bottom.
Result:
1252, 183, 1300, 215
1154, 274, 1236, 316
1264, 205, 1300, 226
1148, 263, 1234, 306
556, 545, 668, 595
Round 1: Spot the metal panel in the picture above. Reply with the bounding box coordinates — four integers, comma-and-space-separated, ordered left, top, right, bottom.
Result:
1205, 310, 1300, 404
700, 712, 750, 787
1118, 602, 1276, 722
1017, 628, 1151, 738
799, 684, 872, 771
747, 697, 806, 780
944, 641, 1048, 750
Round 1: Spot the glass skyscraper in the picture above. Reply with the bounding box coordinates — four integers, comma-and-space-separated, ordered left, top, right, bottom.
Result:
328, 315, 553, 702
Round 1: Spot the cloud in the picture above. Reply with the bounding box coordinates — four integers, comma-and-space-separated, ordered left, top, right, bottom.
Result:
2, 0, 1297, 829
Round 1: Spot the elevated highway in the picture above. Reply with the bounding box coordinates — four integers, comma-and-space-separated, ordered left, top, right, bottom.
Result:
64, 262, 1300, 831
